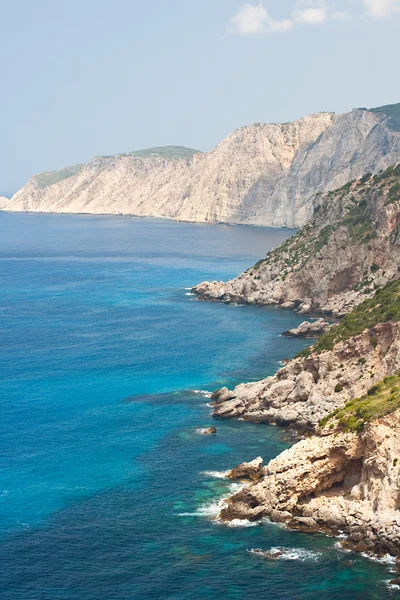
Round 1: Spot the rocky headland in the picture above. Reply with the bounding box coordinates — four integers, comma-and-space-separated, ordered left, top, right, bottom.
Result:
223, 406, 400, 556
194, 164, 400, 317
3, 104, 400, 228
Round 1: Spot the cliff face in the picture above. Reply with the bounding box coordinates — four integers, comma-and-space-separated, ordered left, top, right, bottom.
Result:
221, 409, 400, 556
5, 106, 400, 227
194, 164, 400, 316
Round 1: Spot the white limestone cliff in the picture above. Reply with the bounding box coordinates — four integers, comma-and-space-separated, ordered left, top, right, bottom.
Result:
5, 107, 400, 227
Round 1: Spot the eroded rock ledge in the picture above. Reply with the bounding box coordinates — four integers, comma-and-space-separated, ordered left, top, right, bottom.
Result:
211, 321, 400, 430
221, 410, 400, 556
282, 319, 332, 338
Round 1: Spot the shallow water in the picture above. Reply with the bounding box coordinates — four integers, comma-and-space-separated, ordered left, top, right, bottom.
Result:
0, 213, 397, 599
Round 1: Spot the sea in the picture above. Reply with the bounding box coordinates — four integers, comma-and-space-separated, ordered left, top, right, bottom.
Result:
0, 212, 397, 599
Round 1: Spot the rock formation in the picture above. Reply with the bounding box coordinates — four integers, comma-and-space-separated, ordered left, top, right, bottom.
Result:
194, 164, 400, 316
4, 104, 400, 228
227, 457, 263, 481
200, 169, 400, 555
282, 319, 331, 338
219, 409, 400, 556
212, 319, 400, 430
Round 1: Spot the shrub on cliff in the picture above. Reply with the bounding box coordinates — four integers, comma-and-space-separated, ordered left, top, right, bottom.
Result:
302, 279, 400, 356
321, 373, 400, 432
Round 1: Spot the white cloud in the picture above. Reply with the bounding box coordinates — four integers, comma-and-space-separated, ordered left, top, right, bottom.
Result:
230, 3, 296, 34
362, 0, 400, 18
293, 7, 328, 24
230, 3, 295, 34
230, 0, 400, 36
230, 4, 268, 34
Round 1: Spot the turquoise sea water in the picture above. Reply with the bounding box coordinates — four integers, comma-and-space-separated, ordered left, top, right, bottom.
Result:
0, 212, 397, 599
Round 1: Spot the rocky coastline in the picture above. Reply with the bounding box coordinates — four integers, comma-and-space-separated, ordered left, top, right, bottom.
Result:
4, 106, 400, 229
193, 165, 400, 558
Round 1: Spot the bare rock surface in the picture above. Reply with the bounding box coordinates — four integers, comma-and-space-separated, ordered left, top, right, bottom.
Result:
220, 410, 400, 555
4, 108, 400, 228
227, 457, 263, 481
282, 319, 332, 338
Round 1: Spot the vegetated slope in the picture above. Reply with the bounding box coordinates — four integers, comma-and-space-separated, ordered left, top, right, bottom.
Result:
4, 105, 400, 227
194, 164, 400, 316
368, 101, 400, 132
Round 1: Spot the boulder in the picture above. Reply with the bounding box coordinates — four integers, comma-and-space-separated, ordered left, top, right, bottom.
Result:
227, 457, 263, 481
283, 319, 331, 338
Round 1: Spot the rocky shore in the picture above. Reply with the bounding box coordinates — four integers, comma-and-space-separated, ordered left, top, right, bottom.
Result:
206, 277, 400, 554
211, 320, 400, 430
282, 319, 331, 338
193, 166, 400, 557
221, 410, 400, 556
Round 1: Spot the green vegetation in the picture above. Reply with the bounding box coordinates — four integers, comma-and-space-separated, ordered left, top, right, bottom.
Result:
102, 146, 202, 160
335, 383, 344, 393
320, 373, 400, 432
369, 103, 400, 132
300, 279, 400, 357
342, 199, 376, 243
35, 165, 85, 189
373, 163, 400, 184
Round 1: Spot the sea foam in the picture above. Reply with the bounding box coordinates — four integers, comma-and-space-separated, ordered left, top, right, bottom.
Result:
248, 547, 321, 561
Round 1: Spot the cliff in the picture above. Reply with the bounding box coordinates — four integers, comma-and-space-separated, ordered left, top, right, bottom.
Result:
194, 164, 400, 316
221, 407, 400, 556
4, 104, 400, 228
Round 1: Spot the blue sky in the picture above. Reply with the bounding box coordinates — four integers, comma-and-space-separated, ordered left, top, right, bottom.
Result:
1, 0, 399, 193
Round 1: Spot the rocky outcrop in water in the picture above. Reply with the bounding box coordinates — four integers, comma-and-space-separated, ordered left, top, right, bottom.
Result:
282, 319, 331, 338
4, 105, 400, 228
219, 409, 400, 556
194, 164, 400, 316
213, 278, 400, 556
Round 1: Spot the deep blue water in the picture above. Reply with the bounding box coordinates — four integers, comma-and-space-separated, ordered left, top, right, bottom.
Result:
0, 213, 397, 599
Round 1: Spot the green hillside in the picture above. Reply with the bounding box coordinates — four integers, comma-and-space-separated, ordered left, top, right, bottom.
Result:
368, 102, 400, 132
35, 164, 85, 189
113, 146, 202, 160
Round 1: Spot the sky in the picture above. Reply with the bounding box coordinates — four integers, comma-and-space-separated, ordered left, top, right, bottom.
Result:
1, 0, 399, 194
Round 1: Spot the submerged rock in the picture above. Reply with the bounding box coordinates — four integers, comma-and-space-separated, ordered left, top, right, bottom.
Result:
200, 427, 217, 435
